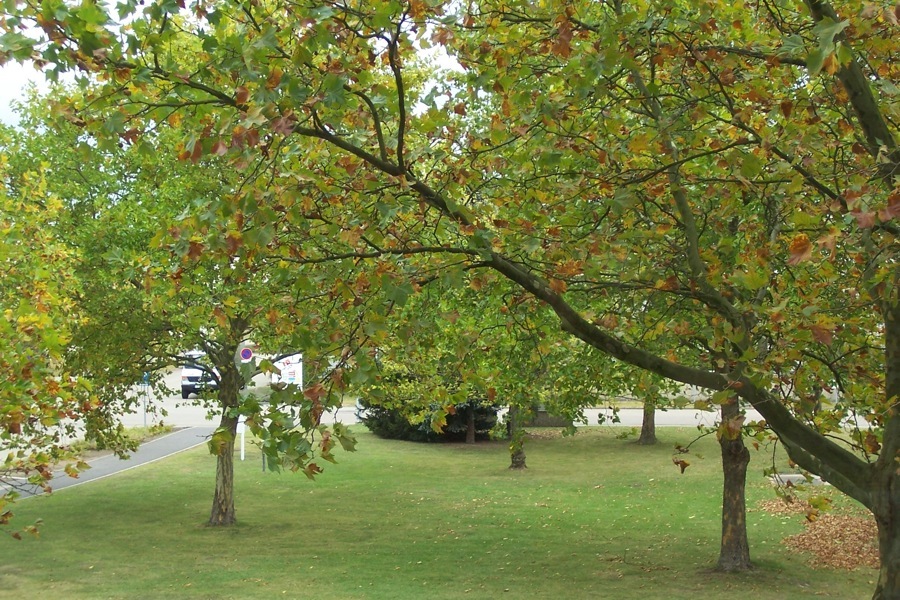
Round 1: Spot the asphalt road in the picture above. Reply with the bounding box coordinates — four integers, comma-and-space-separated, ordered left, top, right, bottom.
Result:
5, 426, 217, 499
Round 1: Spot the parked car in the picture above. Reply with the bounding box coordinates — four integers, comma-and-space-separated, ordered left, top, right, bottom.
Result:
180, 352, 219, 399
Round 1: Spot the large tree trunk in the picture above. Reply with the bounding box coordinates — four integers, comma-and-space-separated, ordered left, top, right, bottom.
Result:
637, 401, 657, 445
717, 398, 752, 572
873, 296, 900, 599
872, 483, 900, 600
465, 405, 476, 444
507, 404, 526, 470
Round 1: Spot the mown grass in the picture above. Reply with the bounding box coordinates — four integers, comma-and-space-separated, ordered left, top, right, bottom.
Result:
1, 427, 875, 599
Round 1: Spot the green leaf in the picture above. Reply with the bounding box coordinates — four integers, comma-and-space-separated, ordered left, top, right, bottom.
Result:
777, 34, 805, 59
383, 278, 414, 307
806, 46, 828, 77
739, 152, 764, 179
322, 73, 347, 106
812, 17, 849, 48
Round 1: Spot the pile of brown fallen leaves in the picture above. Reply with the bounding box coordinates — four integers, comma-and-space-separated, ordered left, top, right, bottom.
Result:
758, 499, 879, 570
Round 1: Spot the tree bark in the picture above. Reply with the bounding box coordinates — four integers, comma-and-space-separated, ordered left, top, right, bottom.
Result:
208, 351, 242, 527
637, 401, 657, 445
465, 405, 476, 444
717, 398, 752, 572
872, 476, 900, 600
508, 405, 526, 469
208, 410, 238, 526
872, 294, 900, 599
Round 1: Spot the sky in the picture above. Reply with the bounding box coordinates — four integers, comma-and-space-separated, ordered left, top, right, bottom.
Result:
0, 62, 49, 126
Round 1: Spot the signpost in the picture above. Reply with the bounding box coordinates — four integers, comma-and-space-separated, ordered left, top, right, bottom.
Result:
238, 415, 246, 461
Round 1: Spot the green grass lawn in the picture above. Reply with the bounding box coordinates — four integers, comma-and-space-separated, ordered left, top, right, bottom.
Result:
1, 427, 876, 599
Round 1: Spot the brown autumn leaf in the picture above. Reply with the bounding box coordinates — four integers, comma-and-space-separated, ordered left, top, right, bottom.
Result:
235, 86, 250, 105
852, 210, 877, 229
552, 17, 574, 58
816, 230, 838, 258
304, 382, 328, 403
432, 26, 453, 45
186, 140, 202, 164
213, 307, 228, 328
810, 324, 834, 346
599, 314, 619, 329
787, 233, 813, 265
864, 432, 881, 455
266, 66, 282, 89
878, 190, 900, 222
244, 128, 260, 148
304, 462, 323, 479
187, 240, 204, 260
673, 458, 690, 474
225, 231, 242, 255
211, 140, 228, 156
408, 0, 426, 18
271, 115, 295, 136
780, 99, 793, 119
121, 127, 140, 144
337, 156, 360, 175
549, 278, 568, 293
657, 275, 679, 291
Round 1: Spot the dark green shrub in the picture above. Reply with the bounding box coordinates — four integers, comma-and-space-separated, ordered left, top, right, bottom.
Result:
358, 399, 499, 442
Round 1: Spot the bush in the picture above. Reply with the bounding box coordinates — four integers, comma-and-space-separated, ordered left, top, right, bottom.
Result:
357, 360, 500, 442
358, 399, 499, 443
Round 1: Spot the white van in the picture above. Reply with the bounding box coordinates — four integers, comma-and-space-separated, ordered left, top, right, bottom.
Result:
180, 351, 219, 399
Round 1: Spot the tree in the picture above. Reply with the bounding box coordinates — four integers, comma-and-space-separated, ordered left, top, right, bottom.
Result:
360, 276, 600, 463
4, 0, 900, 594
0, 129, 90, 537
1, 98, 361, 527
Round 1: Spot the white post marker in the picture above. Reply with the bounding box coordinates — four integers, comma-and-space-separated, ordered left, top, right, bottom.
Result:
238, 414, 246, 461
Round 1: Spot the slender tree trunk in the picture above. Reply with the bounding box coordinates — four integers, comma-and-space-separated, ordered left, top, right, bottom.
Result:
208, 411, 238, 526
508, 405, 526, 469
208, 355, 241, 527
717, 398, 752, 572
638, 401, 657, 445
465, 405, 476, 444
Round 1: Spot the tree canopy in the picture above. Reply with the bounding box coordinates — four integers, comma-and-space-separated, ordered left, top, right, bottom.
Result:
3, 0, 900, 595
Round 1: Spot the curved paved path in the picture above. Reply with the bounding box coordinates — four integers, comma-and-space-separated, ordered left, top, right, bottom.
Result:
8, 426, 216, 499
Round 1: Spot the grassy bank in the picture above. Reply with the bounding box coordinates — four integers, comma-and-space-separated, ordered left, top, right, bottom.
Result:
1, 427, 874, 599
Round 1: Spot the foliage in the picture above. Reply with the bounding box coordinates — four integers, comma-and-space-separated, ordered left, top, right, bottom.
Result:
0, 91, 361, 525
359, 359, 499, 442
0, 134, 90, 537
360, 401, 498, 442
3, 0, 900, 592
